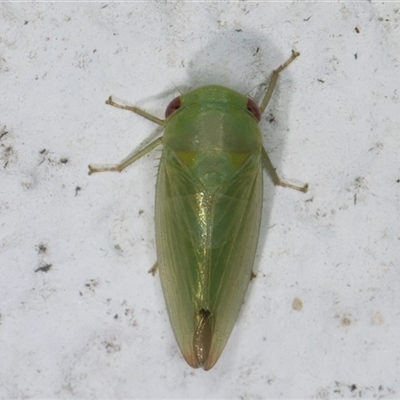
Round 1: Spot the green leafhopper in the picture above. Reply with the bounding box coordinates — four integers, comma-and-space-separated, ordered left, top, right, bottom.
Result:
89, 50, 308, 370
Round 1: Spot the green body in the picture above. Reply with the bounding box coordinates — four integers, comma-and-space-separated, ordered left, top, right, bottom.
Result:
156, 85, 263, 370
89, 51, 306, 371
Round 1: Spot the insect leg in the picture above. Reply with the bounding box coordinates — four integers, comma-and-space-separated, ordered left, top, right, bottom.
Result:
262, 148, 308, 193
106, 96, 165, 126
88, 136, 163, 175
148, 261, 158, 276
259, 51, 307, 192
88, 95, 166, 175
259, 50, 300, 114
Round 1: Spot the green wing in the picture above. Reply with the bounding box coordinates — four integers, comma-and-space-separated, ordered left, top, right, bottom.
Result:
155, 147, 262, 370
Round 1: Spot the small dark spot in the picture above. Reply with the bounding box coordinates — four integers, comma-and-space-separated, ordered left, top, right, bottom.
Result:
75, 186, 81, 196
303, 16, 311, 21
37, 243, 47, 254
24, 20, 29, 25
354, 194, 357, 205
138, 209, 144, 215
318, 79, 325, 83
35, 263, 52, 273
354, 53, 358, 60
84, 278, 99, 289
93, 49, 97, 53
0, 130, 8, 140
114, 314, 118, 319
396, 179, 400, 183
267, 114, 275, 123
102, 339, 121, 353
39, 149, 46, 154
79, 291, 83, 296
235, 29, 242, 32
253, 47, 259, 56
355, 27, 360, 33
342, 317, 351, 326
350, 384, 357, 392
60, 158, 68, 164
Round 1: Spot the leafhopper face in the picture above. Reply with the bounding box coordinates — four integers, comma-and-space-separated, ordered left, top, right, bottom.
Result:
89, 51, 307, 370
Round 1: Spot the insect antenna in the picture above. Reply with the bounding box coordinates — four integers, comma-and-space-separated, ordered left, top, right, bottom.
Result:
169, 79, 182, 95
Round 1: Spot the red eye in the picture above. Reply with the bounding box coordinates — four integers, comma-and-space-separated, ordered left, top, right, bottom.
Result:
165, 96, 181, 118
246, 98, 261, 121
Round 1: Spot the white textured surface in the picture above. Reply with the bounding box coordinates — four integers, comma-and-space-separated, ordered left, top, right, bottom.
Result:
1, 2, 399, 398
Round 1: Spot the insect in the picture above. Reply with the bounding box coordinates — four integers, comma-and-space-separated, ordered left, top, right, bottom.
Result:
89, 50, 308, 370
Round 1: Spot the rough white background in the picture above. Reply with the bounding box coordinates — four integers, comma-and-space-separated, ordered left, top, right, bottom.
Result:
1, 1, 399, 398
